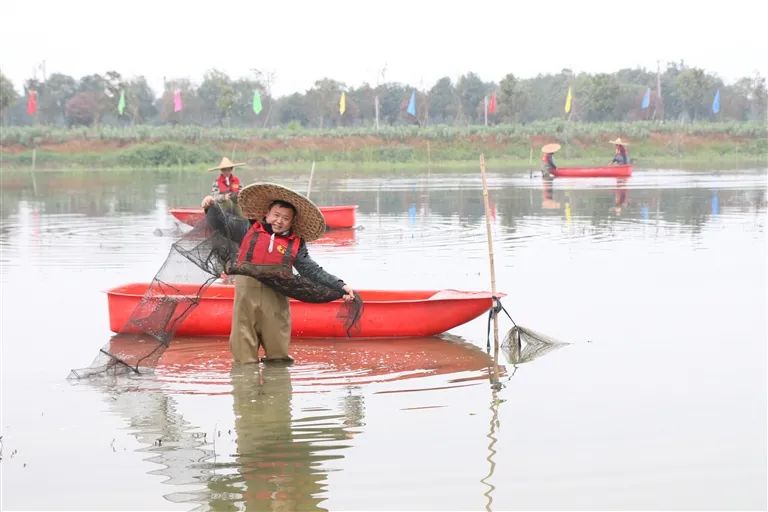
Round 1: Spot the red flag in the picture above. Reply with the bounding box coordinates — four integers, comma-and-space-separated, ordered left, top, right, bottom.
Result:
488, 92, 497, 114
27, 90, 37, 115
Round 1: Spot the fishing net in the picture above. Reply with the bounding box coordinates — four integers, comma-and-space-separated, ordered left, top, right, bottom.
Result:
485, 297, 568, 366
69, 216, 362, 379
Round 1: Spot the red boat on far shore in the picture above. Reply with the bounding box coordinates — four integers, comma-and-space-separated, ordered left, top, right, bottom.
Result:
170, 205, 358, 229
552, 164, 632, 178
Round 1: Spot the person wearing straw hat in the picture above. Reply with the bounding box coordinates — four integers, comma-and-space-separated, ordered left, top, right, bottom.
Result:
208, 156, 245, 216
540, 143, 561, 178
609, 137, 630, 165
201, 183, 355, 364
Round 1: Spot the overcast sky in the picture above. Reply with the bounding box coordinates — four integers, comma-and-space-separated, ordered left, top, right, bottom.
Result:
2, 0, 767, 97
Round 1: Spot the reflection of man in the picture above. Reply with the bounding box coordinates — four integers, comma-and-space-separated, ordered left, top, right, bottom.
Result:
206, 366, 354, 511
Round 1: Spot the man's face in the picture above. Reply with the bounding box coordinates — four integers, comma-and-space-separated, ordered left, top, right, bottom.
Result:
266, 204, 295, 233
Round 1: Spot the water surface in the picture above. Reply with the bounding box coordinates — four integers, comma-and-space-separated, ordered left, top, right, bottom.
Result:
1, 166, 765, 510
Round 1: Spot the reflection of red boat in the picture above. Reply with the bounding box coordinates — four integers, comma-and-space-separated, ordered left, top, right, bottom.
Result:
170, 205, 358, 229
309, 228, 357, 246
552, 164, 632, 178
107, 283, 501, 338
107, 334, 498, 383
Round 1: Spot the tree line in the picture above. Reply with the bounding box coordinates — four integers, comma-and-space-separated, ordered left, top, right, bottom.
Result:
1, 62, 765, 129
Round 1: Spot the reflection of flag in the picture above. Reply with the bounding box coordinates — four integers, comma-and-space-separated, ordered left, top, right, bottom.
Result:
564, 86, 572, 113
339, 92, 346, 115
641, 87, 651, 109
488, 92, 497, 114
406, 91, 416, 117
118, 90, 126, 115
712, 89, 720, 114
252, 90, 262, 114
173, 89, 183, 112
27, 90, 37, 115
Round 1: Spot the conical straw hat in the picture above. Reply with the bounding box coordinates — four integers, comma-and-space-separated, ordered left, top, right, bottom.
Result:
609, 137, 629, 145
207, 156, 246, 172
541, 143, 561, 153
238, 183, 326, 241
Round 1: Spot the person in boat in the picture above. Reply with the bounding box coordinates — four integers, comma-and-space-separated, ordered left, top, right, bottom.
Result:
202, 183, 355, 364
609, 138, 630, 165
209, 157, 244, 216
540, 143, 561, 178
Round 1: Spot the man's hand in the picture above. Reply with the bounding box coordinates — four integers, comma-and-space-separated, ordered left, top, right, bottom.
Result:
201, 195, 215, 209
342, 284, 355, 302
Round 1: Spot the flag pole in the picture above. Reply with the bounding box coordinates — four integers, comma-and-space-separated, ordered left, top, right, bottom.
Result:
484, 96, 488, 126
306, 161, 316, 199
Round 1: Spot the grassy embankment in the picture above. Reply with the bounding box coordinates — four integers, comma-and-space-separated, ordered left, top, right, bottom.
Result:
1, 121, 766, 171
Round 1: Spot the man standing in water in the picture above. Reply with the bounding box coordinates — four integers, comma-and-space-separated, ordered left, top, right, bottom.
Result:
202, 183, 355, 364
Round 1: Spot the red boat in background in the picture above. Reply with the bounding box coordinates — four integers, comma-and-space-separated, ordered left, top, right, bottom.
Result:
552, 164, 632, 178
170, 205, 358, 229
107, 283, 501, 339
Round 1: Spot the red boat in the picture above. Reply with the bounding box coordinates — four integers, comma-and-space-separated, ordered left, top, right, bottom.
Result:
107, 283, 502, 339
170, 205, 358, 229
552, 164, 632, 178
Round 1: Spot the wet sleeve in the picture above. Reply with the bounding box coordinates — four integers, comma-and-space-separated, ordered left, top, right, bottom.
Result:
204, 202, 249, 244
293, 240, 346, 292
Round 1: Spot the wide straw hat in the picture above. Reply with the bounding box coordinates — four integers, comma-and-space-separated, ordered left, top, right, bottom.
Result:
541, 143, 561, 154
609, 137, 630, 145
238, 183, 326, 241
207, 156, 246, 172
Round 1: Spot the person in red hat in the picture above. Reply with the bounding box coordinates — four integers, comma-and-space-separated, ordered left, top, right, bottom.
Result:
208, 157, 245, 216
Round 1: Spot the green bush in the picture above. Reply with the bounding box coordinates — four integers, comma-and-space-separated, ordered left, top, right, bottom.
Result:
116, 142, 219, 167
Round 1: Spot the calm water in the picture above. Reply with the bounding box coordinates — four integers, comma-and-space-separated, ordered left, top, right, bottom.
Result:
1, 166, 766, 511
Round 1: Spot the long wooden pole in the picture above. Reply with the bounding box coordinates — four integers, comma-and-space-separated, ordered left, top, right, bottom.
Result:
479, 154, 500, 357
306, 161, 316, 199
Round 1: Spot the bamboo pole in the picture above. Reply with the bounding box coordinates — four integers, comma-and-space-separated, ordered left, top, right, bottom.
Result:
479, 154, 501, 359
306, 161, 316, 199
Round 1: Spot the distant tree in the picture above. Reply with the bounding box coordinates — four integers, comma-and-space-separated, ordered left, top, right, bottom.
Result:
123, 76, 158, 124
0, 72, 18, 113
455, 72, 486, 124
373, 83, 409, 125
198, 69, 236, 126
497, 73, 530, 123
275, 92, 309, 126
305, 78, 346, 128
37, 73, 78, 125
675, 67, 713, 121
427, 77, 458, 124
65, 91, 100, 126
580, 73, 620, 121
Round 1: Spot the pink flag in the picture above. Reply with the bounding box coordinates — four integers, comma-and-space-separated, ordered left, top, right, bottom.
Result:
173, 89, 183, 113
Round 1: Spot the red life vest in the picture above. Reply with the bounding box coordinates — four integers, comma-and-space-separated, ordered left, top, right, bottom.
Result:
216, 174, 241, 194
541, 153, 556, 168
237, 222, 301, 267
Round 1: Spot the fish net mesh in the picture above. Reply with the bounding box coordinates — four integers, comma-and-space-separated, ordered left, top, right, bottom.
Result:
69, 217, 363, 379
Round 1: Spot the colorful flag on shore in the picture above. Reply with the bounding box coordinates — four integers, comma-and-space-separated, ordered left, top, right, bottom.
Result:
27, 90, 37, 115
118, 90, 126, 115
252, 90, 262, 114
339, 92, 346, 115
406, 91, 416, 117
173, 89, 183, 113
712, 89, 721, 114
641, 87, 651, 109
564, 86, 572, 114
488, 92, 497, 114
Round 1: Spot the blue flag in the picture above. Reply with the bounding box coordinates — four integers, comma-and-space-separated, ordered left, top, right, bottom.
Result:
712, 89, 721, 114
641, 87, 651, 109
406, 91, 416, 117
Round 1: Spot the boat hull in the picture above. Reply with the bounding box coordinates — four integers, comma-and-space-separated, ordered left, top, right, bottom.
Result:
552, 164, 632, 178
170, 205, 358, 229
107, 283, 499, 338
